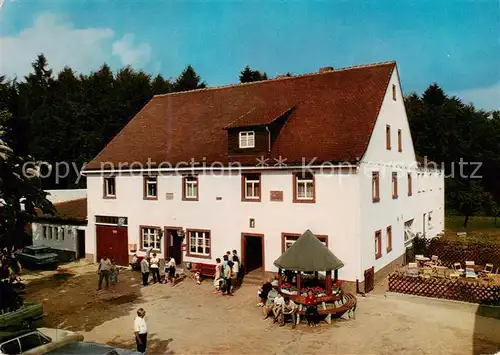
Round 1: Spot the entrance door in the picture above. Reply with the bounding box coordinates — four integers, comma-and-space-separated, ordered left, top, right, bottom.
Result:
76, 230, 85, 259
241, 233, 264, 274
165, 228, 183, 265
96, 225, 129, 266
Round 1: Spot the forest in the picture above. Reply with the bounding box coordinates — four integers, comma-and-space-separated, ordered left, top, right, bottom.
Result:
1, 55, 499, 226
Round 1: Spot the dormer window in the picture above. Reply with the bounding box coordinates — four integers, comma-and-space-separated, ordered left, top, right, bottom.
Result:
239, 131, 255, 148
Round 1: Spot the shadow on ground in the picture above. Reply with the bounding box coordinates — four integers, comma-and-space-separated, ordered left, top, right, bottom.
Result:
108, 334, 174, 354
473, 304, 500, 355
24, 268, 143, 332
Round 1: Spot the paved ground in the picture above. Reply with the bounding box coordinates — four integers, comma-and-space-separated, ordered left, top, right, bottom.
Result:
23, 261, 500, 355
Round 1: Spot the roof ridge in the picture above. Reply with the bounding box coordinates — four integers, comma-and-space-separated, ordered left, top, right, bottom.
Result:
153, 60, 396, 98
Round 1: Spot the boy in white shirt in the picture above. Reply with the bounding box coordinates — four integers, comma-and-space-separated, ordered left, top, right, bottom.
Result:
134, 308, 148, 354
150, 253, 160, 283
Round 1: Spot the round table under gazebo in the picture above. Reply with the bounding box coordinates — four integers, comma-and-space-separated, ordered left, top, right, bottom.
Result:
273, 229, 356, 323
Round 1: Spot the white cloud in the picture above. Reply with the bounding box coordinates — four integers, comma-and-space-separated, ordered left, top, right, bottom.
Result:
112, 33, 152, 68
0, 13, 154, 79
452, 82, 500, 112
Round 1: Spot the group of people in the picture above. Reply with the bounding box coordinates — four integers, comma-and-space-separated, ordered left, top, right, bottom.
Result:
213, 250, 241, 296
258, 278, 320, 328
97, 255, 119, 290
132, 253, 177, 286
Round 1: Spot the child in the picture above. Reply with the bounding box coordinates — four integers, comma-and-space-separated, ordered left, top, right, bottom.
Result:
195, 271, 201, 285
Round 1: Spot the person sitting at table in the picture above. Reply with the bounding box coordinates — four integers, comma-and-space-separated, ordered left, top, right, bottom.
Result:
305, 289, 319, 327
263, 284, 280, 319
257, 278, 273, 306
279, 297, 298, 329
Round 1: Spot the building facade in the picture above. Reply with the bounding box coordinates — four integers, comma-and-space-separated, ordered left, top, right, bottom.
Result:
82, 61, 445, 287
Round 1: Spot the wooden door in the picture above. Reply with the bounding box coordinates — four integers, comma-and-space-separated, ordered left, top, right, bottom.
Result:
96, 225, 129, 266
364, 266, 375, 293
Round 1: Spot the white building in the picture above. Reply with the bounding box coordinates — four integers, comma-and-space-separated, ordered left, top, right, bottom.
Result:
32, 196, 87, 261
82, 61, 444, 291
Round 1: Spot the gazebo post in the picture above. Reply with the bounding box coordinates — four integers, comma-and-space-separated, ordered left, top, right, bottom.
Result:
334, 269, 338, 283
296, 271, 301, 295
278, 269, 282, 290
326, 270, 332, 295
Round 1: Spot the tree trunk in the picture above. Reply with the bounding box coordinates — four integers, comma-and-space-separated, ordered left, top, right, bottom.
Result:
463, 215, 469, 228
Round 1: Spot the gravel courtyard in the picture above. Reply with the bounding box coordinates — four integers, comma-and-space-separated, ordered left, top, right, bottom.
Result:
23, 262, 500, 355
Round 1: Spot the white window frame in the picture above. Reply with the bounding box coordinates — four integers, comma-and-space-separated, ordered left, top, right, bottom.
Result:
142, 228, 161, 251
428, 211, 433, 230
375, 232, 382, 257
104, 177, 116, 197
404, 219, 415, 242
145, 177, 158, 198
244, 175, 260, 200
188, 230, 210, 256
184, 176, 198, 199
296, 175, 314, 200
239, 131, 255, 149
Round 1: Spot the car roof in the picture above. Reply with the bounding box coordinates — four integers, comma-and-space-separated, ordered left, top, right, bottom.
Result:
46, 342, 140, 355
0, 330, 36, 343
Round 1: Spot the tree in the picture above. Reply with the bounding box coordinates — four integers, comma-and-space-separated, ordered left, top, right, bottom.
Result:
151, 74, 172, 95
1, 109, 54, 311
173, 65, 207, 92
239, 65, 268, 83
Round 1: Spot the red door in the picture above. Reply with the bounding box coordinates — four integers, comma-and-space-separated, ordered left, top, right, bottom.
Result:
96, 225, 129, 266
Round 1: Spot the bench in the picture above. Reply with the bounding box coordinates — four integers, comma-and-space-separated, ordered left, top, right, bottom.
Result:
295, 292, 357, 324
191, 263, 216, 277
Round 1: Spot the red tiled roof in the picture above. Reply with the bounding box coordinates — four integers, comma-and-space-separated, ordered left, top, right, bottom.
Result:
38, 198, 87, 222
85, 61, 396, 170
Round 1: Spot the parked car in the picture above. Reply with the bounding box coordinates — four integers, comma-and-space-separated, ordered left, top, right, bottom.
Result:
0, 327, 83, 354
0, 302, 43, 330
45, 342, 142, 355
15, 246, 58, 270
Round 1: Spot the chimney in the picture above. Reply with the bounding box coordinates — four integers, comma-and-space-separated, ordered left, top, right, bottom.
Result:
319, 66, 334, 73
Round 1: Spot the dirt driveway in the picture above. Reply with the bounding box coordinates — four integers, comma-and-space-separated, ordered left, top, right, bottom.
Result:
23, 262, 500, 355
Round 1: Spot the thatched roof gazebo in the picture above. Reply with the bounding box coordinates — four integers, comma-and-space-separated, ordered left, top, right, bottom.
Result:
274, 229, 344, 296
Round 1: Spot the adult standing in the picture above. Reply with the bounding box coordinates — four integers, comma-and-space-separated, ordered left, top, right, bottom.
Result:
231, 254, 239, 287
141, 257, 150, 286
150, 253, 160, 283
97, 255, 112, 290
134, 308, 148, 354
224, 260, 234, 296
167, 257, 176, 285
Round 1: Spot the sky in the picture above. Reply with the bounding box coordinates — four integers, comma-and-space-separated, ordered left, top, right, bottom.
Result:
0, 0, 499, 110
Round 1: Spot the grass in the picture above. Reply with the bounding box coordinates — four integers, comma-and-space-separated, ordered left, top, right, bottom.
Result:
445, 215, 499, 230
445, 215, 500, 245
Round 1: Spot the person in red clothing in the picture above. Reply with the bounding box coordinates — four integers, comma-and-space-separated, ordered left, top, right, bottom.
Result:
305, 289, 319, 327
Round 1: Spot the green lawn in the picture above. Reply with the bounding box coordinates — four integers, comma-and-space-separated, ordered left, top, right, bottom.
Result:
445, 215, 499, 230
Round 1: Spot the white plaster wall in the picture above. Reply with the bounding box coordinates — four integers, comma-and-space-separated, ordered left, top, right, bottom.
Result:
86, 170, 361, 280
32, 222, 78, 252
359, 68, 445, 276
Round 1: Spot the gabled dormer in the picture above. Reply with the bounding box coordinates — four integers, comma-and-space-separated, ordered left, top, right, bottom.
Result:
223, 104, 295, 156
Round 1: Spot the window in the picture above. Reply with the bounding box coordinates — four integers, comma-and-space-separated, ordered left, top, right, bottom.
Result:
48, 227, 53, 240
408, 173, 412, 196
392, 84, 396, 101
293, 173, 315, 203
42, 226, 47, 239
1, 339, 21, 354
104, 177, 116, 198
187, 230, 211, 257
242, 174, 261, 201
61, 228, 65, 241
282, 233, 328, 253
392, 172, 398, 199
144, 176, 158, 199
386, 125, 391, 150
386, 226, 392, 253
404, 219, 415, 242
55, 227, 59, 240
375, 230, 382, 259
182, 175, 198, 201
239, 131, 255, 148
141, 227, 161, 251
428, 211, 433, 230
398, 129, 402, 152
19, 332, 46, 352
372, 172, 380, 202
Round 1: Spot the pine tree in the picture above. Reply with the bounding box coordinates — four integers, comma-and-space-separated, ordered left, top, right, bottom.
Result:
173, 65, 207, 92
239, 65, 268, 83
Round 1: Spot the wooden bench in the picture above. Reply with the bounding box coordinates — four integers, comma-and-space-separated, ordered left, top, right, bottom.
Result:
295, 293, 357, 324
191, 262, 216, 277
